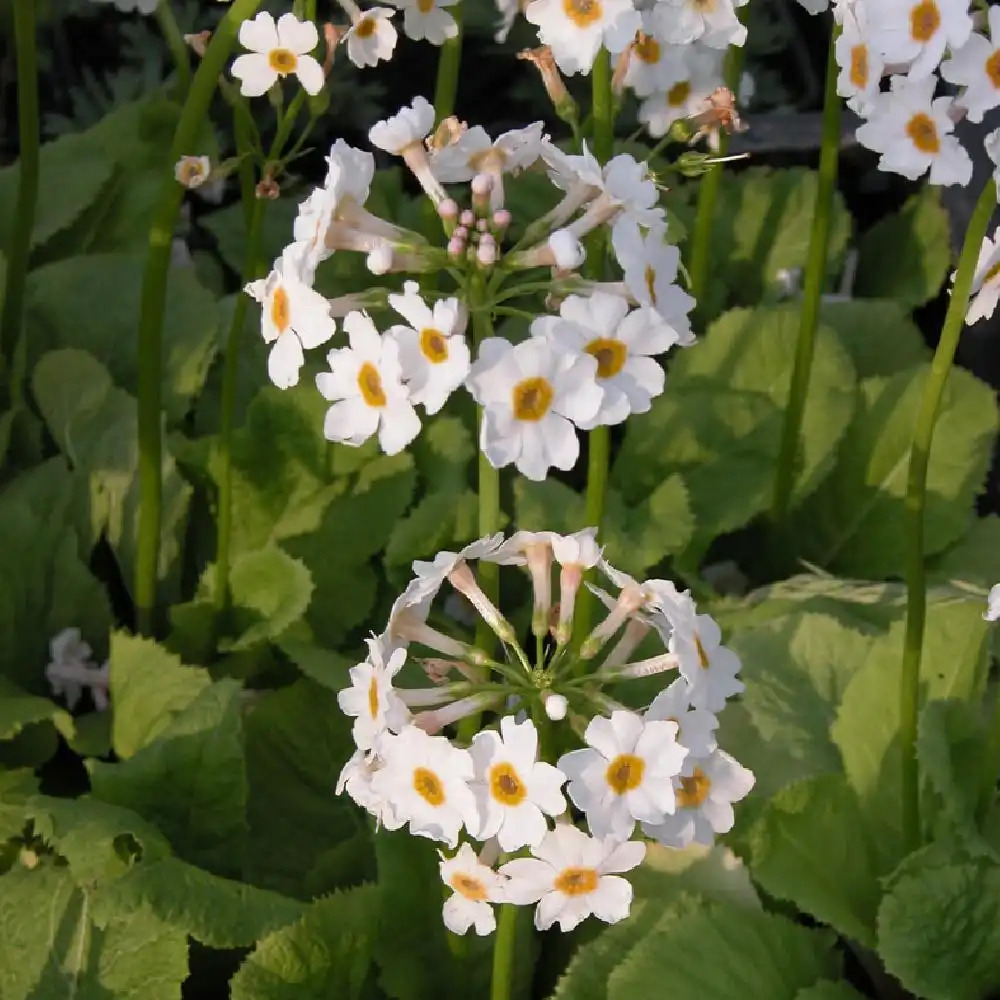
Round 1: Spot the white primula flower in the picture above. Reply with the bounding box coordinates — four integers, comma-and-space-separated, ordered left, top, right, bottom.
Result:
667, 600, 744, 712
466, 336, 603, 481
336, 749, 405, 830
533, 292, 682, 428
343, 5, 398, 68
651, 0, 748, 48
231, 12, 324, 97
174, 155, 211, 189
386, 282, 470, 414
638, 45, 725, 137
963, 228, 1000, 325
558, 710, 688, 840
624, 22, 689, 97
501, 824, 645, 931
854, 75, 972, 186
337, 635, 411, 751
985, 583, 1000, 622
439, 844, 507, 935
387, 0, 459, 44
45, 628, 109, 711
431, 122, 546, 187
646, 677, 719, 758
370, 95, 436, 154
866, 0, 972, 80
245, 248, 337, 389
940, 5, 1000, 123
611, 219, 696, 338
316, 310, 421, 455
641, 749, 754, 848
470, 716, 568, 851
524, 0, 641, 76
372, 724, 480, 847
835, 5, 884, 115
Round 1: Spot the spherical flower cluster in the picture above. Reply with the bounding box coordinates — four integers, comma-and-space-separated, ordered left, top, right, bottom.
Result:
335, 529, 754, 935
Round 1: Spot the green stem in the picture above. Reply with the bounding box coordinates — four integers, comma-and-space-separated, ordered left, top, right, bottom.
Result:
155, 0, 192, 98
583, 425, 609, 535
134, 0, 266, 636
900, 177, 997, 853
432, 2, 464, 124
771, 24, 841, 524
1, 0, 39, 405
590, 47, 614, 163
490, 902, 519, 1000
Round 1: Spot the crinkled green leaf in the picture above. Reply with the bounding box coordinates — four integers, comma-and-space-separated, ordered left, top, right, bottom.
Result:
0, 769, 37, 841
927, 515, 1000, 592
793, 983, 869, 1000
0, 864, 188, 1000
277, 639, 353, 692
818, 299, 928, 378
412, 416, 475, 491
631, 842, 760, 912
202, 197, 299, 277
794, 365, 996, 578
0, 676, 74, 743
385, 490, 479, 568
229, 885, 378, 1000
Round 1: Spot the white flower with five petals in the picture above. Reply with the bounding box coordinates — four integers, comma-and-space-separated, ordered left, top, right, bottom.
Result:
667, 599, 744, 712
231, 12, 324, 96
940, 5, 1000, 123
344, 5, 398, 68
387, 0, 460, 44
525, 0, 641, 76
866, 0, 972, 80
651, 0, 748, 48
439, 844, 507, 935
646, 677, 719, 758
337, 635, 411, 751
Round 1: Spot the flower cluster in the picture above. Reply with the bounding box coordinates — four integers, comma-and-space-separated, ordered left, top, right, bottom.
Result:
243, 94, 702, 479
335, 529, 753, 934
45, 628, 109, 712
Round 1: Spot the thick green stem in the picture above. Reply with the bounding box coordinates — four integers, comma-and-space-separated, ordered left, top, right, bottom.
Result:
900, 177, 997, 852
583, 425, 609, 535
155, 0, 192, 98
771, 24, 841, 524
432, 2, 464, 124
135, 0, 266, 636
490, 902, 519, 1000
1, 0, 39, 403
590, 47, 614, 163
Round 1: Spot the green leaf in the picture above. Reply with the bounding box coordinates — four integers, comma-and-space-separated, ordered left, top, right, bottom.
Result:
877, 857, 1000, 1000
230, 886, 378, 1000
277, 638, 353, 692
0, 864, 189, 1000
609, 895, 840, 1000
412, 415, 475, 491
107, 632, 211, 759
0, 769, 37, 841
202, 197, 299, 278
94, 856, 305, 948
746, 774, 883, 946
855, 186, 950, 307
0, 676, 74, 743
927, 515, 1000, 592
385, 490, 479, 569
795, 364, 996, 578
818, 299, 928, 377
631, 842, 760, 913
793, 983, 869, 1000
89, 679, 247, 877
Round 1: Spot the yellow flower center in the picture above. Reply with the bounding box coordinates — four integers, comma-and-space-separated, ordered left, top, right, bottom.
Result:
179, 160, 206, 185
269, 48, 299, 74
511, 377, 554, 421
450, 873, 487, 901
909, 0, 940, 42
633, 32, 661, 64
368, 677, 379, 719
905, 112, 940, 154
644, 264, 659, 306
676, 768, 711, 809
417, 0, 435, 11
413, 766, 445, 806
606, 753, 645, 794
420, 327, 449, 363
695, 634, 710, 669
986, 50, 1000, 89
585, 338, 627, 379
984, 260, 1000, 284
358, 362, 388, 407
271, 286, 291, 333
694, 0, 716, 9
667, 80, 691, 107
489, 762, 527, 806
849, 44, 868, 89
562, 0, 602, 28
554, 866, 599, 896
355, 16, 377, 38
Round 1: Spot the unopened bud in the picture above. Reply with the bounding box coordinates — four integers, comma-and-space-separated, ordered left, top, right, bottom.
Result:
477, 218, 490, 233
256, 177, 280, 199
477, 239, 498, 266
454, 225, 469, 241
367, 243, 393, 274
447, 237, 465, 258
439, 198, 459, 220
492, 209, 511, 231
548, 228, 585, 270
544, 693, 568, 721
460, 209, 475, 228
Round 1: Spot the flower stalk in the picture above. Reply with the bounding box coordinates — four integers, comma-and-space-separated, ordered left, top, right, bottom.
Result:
771, 23, 842, 525
490, 896, 519, 1000
0, 0, 40, 407
432, 3, 464, 124
900, 176, 997, 853
135, 0, 266, 636
155, 0, 193, 98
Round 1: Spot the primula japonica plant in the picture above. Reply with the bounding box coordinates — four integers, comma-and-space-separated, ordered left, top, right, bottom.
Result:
5, 0, 1000, 997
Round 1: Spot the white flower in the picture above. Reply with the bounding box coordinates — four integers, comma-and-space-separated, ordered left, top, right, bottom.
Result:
431, 123, 546, 182
466, 337, 602, 481
524, 0, 641, 76
940, 6, 1000, 123
387, 0, 459, 44
641, 749, 754, 848
337, 635, 411, 751
470, 716, 567, 851
412, 534, 505, 594
439, 844, 507, 935
835, 5, 884, 115
668, 602, 744, 712
545, 694, 569, 720
646, 677, 718, 758
45, 628, 109, 711
370, 96, 436, 154
594, 154, 665, 231
624, 23, 690, 98
987, 127, 1000, 189
387, 281, 470, 414
985, 583, 1000, 622
91, 0, 159, 14
854, 75, 972, 186
552, 527, 603, 642
651, 0, 748, 48
245, 248, 337, 389
866, 0, 972, 80
963, 228, 1000, 325
336, 750, 405, 830
558, 710, 688, 840
532, 293, 679, 428
638, 45, 725, 137
174, 155, 211, 189
316, 310, 420, 455
231, 12, 324, 97
611, 220, 696, 338
344, 6, 398, 68
548, 229, 586, 269
500, 824, 645, 931
372, 724, 479, 847
495, 0, 521, 40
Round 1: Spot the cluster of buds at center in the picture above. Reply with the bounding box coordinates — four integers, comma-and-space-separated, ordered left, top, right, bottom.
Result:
438, 178, 511, 267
